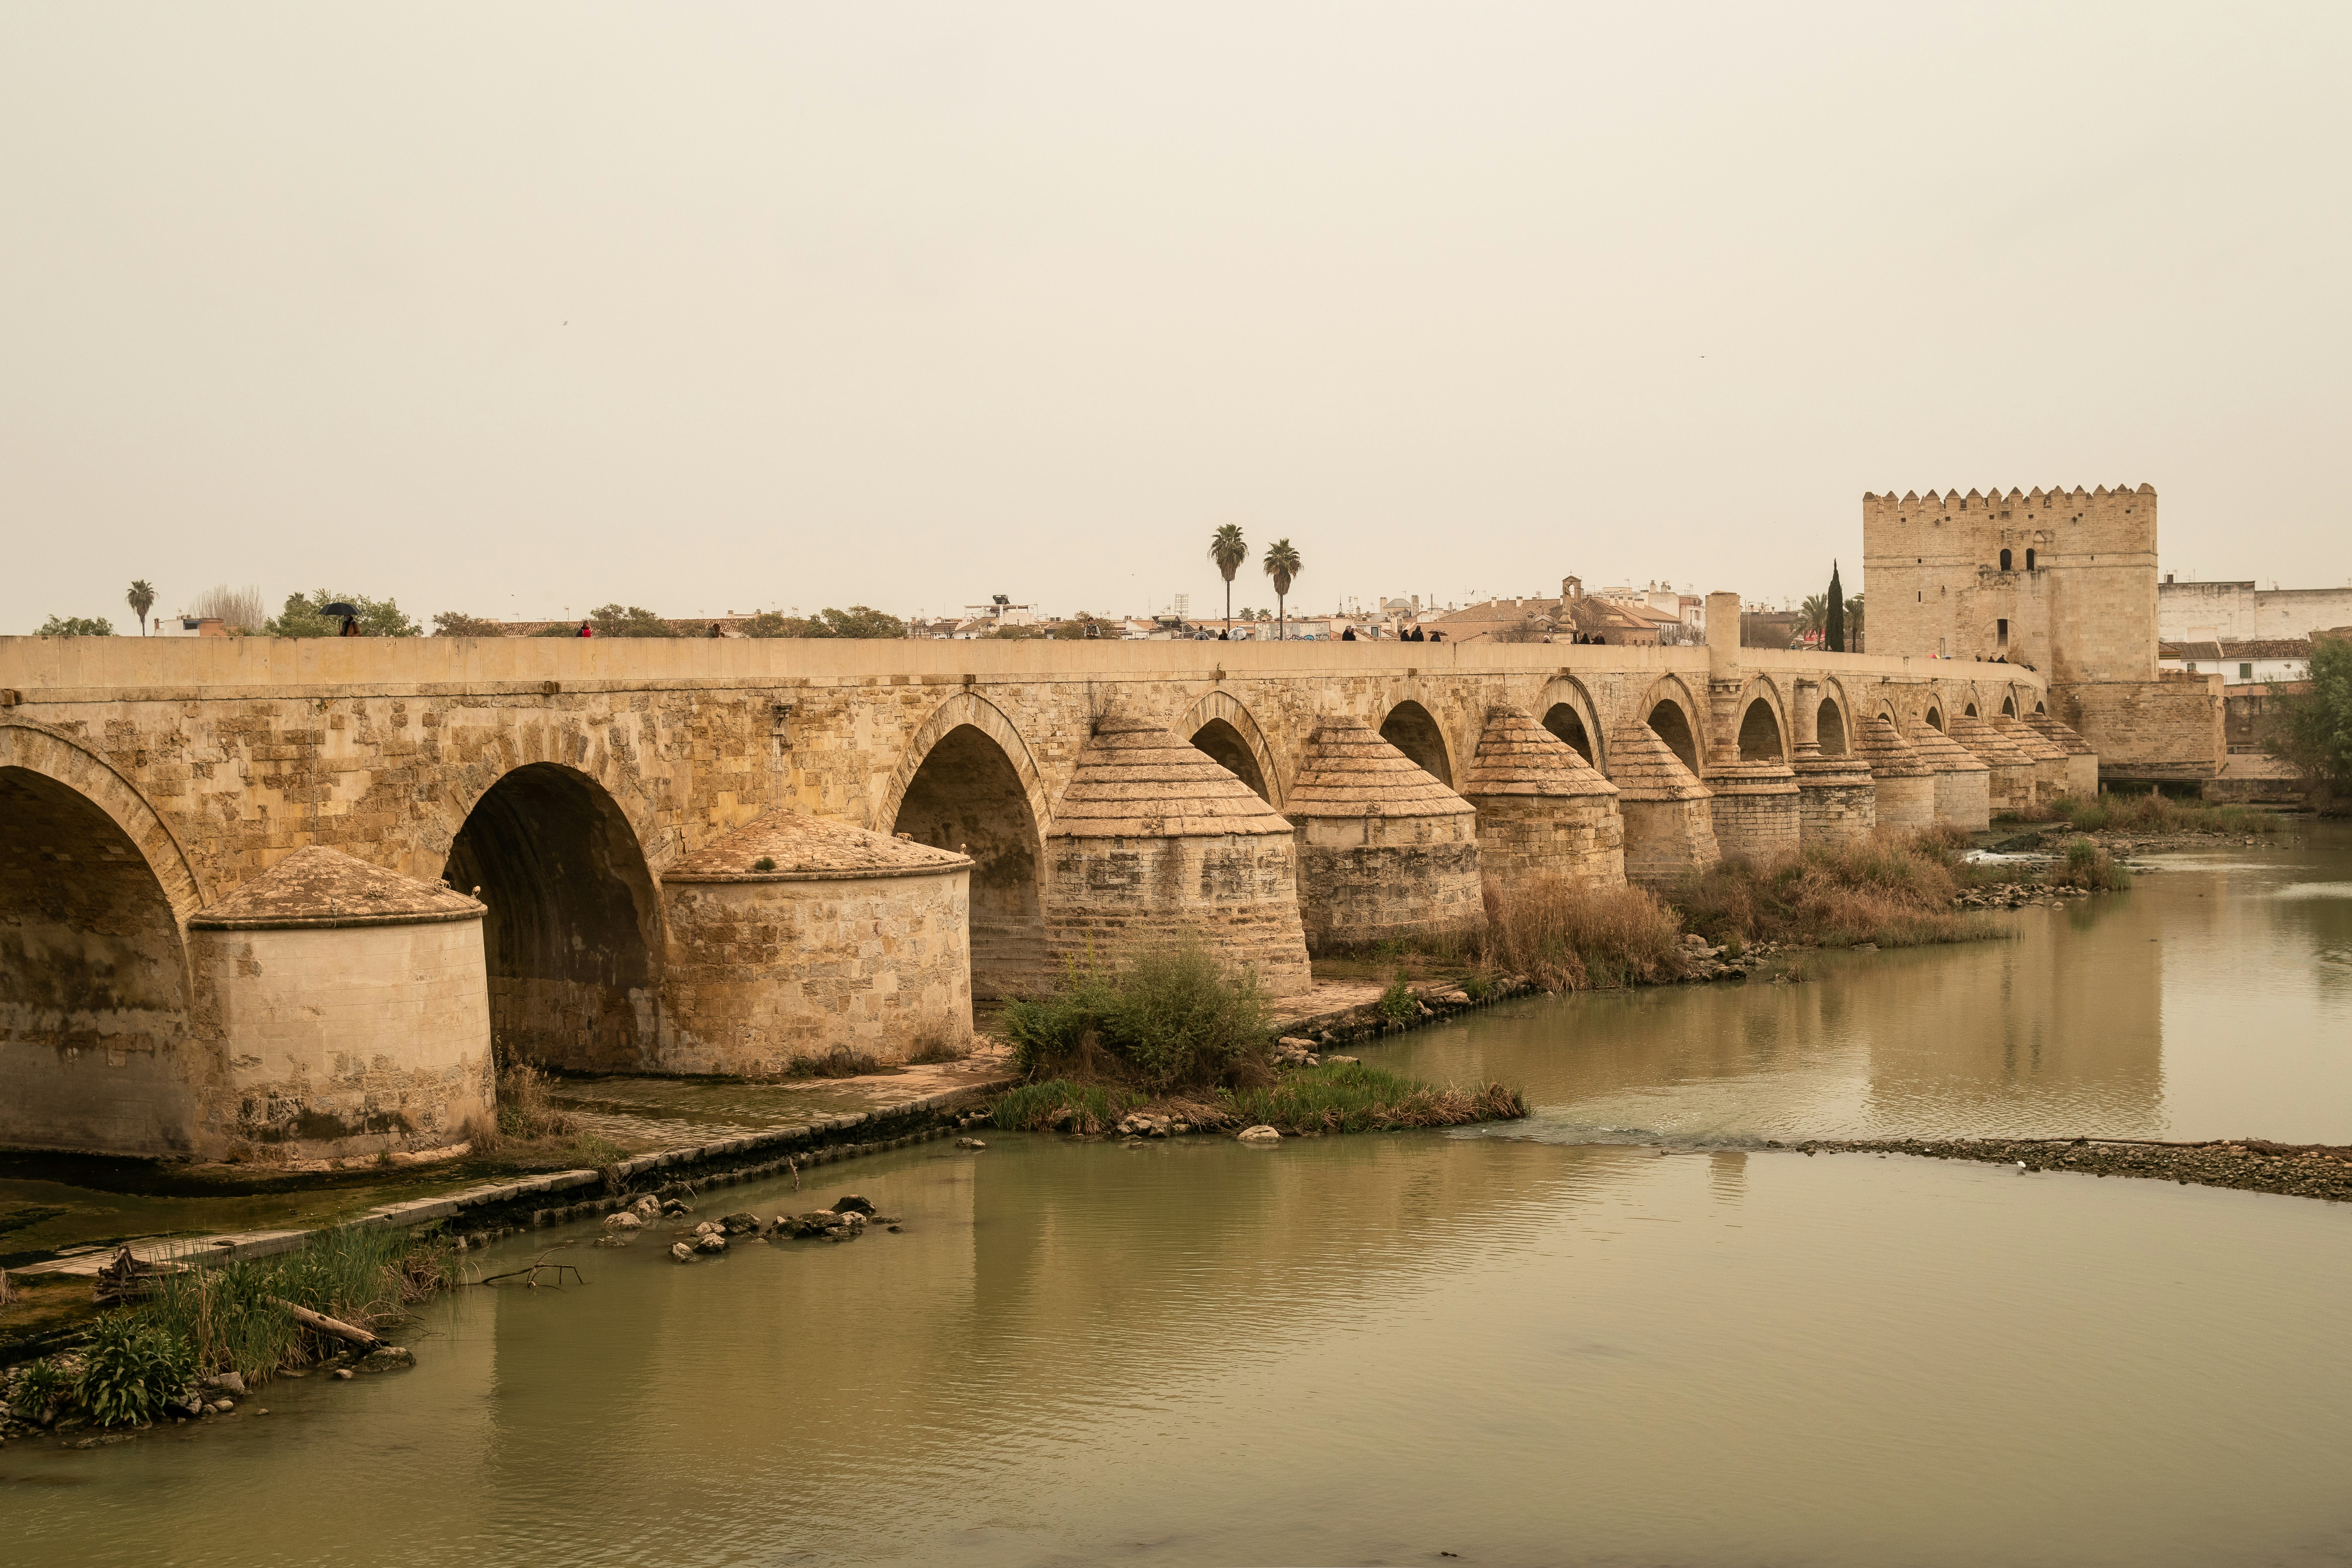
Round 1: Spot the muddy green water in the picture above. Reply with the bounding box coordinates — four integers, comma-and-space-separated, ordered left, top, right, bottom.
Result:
8, 834, 2351, 1567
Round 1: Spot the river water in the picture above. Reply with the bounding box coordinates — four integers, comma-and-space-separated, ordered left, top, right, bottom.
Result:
9, 832, 2352, 1567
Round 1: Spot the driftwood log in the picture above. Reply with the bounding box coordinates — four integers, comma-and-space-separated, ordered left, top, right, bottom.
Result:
267, 1296, 382, 1350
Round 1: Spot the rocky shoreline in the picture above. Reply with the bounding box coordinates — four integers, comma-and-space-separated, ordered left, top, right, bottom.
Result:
1805, 1136, 2352, 1202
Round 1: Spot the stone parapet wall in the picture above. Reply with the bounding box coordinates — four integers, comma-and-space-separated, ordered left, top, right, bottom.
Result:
1464, 793, 1625, 887
661, 869, 971, 1072
1044, 835, 1312, 994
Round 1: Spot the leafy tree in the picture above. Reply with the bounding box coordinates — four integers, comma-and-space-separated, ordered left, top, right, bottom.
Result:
1261, 539, 1302, 640
1207, 523, 1247, 637
798, 605, 906, 639
263, 591, 420, 638
587, 604, 676, 638
739, 611, 800, 638
126, 580, 156, 636
1844, 593, 1865, 652
431, 611, 507, 637
986, 623, 1042, 639
37, 615, 114, 636
1826, 561, 1846, 652
2264, 636, 2352, 802
1050, 611, 1109, 640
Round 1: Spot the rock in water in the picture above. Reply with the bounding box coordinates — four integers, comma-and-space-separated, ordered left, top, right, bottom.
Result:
630, 1195, 662, 1221
955, 1137, 987, 1150
670, 1241, 696, 1263
832, 1194, 876, 1215
355, 1347, 415, 1375
720, 1211, 760, 1235
604, 1211, 642, 1230
1237, 1125, 1282, 1145
695, 1233, 729, 1254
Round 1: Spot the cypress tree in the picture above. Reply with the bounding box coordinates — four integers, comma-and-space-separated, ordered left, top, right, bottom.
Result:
1825, 562, 1846, 652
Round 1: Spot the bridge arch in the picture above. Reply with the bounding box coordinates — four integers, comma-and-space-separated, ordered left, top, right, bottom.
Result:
1814, 677, 1855, 757
444, 761, 664, 1072
1639, 675, 1707, 774
1378, 699, 1454, 787
1534, 676, 1605, 771
885, 693, 1050, 1000
1733, 677, 1789, 764
0, 721, 201, 1155
1178, 690, 1280, 806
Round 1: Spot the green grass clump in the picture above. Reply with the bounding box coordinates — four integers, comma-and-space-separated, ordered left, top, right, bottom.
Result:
2048, 793, 2278, 835
1377, 969, 1417, 1025
1004, 935, 1271, 1092
1229, 1062, 1526, 1135
989, 1080, 1148, 1134
75, 1312, 196, 1426
145, 1224, 448, 1385
2046, 838, 2131, 892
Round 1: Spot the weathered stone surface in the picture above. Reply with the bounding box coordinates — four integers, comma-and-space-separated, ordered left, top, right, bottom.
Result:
1905, 723, 1993, 831
1237, 1125, 1282, 1144
183, 848, 493, 1162
2022, 711, 2101, 799
1286, 717, 1484, 951
1852, 717, 1937, 833
1792, 757, 1878, 849
1605, 723, 1720, 888
1947, 712, 2038, 812
660, 811, 972, 1071
1042, 715, 1310, 994
1459, 706, 1625, 888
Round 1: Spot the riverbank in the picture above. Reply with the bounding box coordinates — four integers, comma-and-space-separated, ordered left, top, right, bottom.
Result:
1809, 1136, 2352, 1202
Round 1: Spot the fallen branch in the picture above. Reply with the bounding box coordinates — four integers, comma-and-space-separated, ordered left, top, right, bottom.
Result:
474, 1260, 587, 1289
267, 1296, 381, 1350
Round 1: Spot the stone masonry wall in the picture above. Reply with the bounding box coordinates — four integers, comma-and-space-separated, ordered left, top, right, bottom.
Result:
1044, 835, 1312, 995
1465, 794, 1625, 888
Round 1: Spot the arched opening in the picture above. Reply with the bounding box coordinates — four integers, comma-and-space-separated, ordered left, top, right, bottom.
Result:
892, 723, 1044, 999
2025, 548, 2037, 571
1190, 719, 1269, 802
2035, 701, 2047, 715
1925, 707, 1945, 732
0, 768, 192, 1154
1965, 702, 1979, 718
1737, 699, 1784, 763
444, 764, 660, 1071
1817, 699, 1848, 756
1379, 701, 1452, 786
1999, 548, 2013, 571
2001, 695, 2017, 717
1647, 701, 1700, 774
1541, 703, 1594, 765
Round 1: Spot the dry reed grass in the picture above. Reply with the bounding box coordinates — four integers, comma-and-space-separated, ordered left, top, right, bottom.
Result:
1672, 832, 1990, 949
1478, 876, 1689, 991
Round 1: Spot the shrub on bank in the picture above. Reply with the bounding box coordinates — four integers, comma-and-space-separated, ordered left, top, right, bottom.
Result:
75, 1312, 196, 1427
2040, 793, 2279, 836
1673, 835, 1988, 951
146, 1225, 448, 1385
1480, 877, 1689, 992
1004, 936, 1271, 1091
2044, 838, 2131, 892
990, 1064, 1527, 1136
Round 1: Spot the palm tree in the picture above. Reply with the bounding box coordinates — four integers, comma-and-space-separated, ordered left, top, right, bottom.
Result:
1261, 538, 1302, 640
1796, 592, 1829, 639
126, 579, 155, 636
1207, 524, 1247, 636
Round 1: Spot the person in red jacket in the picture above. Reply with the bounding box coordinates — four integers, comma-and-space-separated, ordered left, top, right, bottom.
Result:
576, 620, 592, 638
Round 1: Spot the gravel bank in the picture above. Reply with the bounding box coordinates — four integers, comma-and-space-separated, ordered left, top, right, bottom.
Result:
1807, 1137, 2352, 1202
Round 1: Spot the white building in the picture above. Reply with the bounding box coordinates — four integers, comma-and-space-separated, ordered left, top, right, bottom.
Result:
2157, 638, 2315, 686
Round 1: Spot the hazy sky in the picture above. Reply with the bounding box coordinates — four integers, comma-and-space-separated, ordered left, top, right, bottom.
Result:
6, 3, 2349, 634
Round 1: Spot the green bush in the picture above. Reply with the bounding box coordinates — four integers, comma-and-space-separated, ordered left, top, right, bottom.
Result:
1003, 936, 1270, 1091
10, 1357, 75, 1424
76, 1314, 196, 1426
146, 1223, 439, 1382
1377, 969, 1417, 1025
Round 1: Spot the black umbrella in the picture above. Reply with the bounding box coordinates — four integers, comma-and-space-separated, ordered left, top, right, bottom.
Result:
322, 601, 360, 619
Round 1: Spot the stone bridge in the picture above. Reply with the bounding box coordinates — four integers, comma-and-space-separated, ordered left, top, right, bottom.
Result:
0, 604, 2069, 1158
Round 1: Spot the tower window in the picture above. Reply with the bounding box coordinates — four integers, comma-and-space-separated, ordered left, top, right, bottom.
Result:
1999, 548, 2013, 571
2025, 548, 2036, 571
1997, 618, 2009, 646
